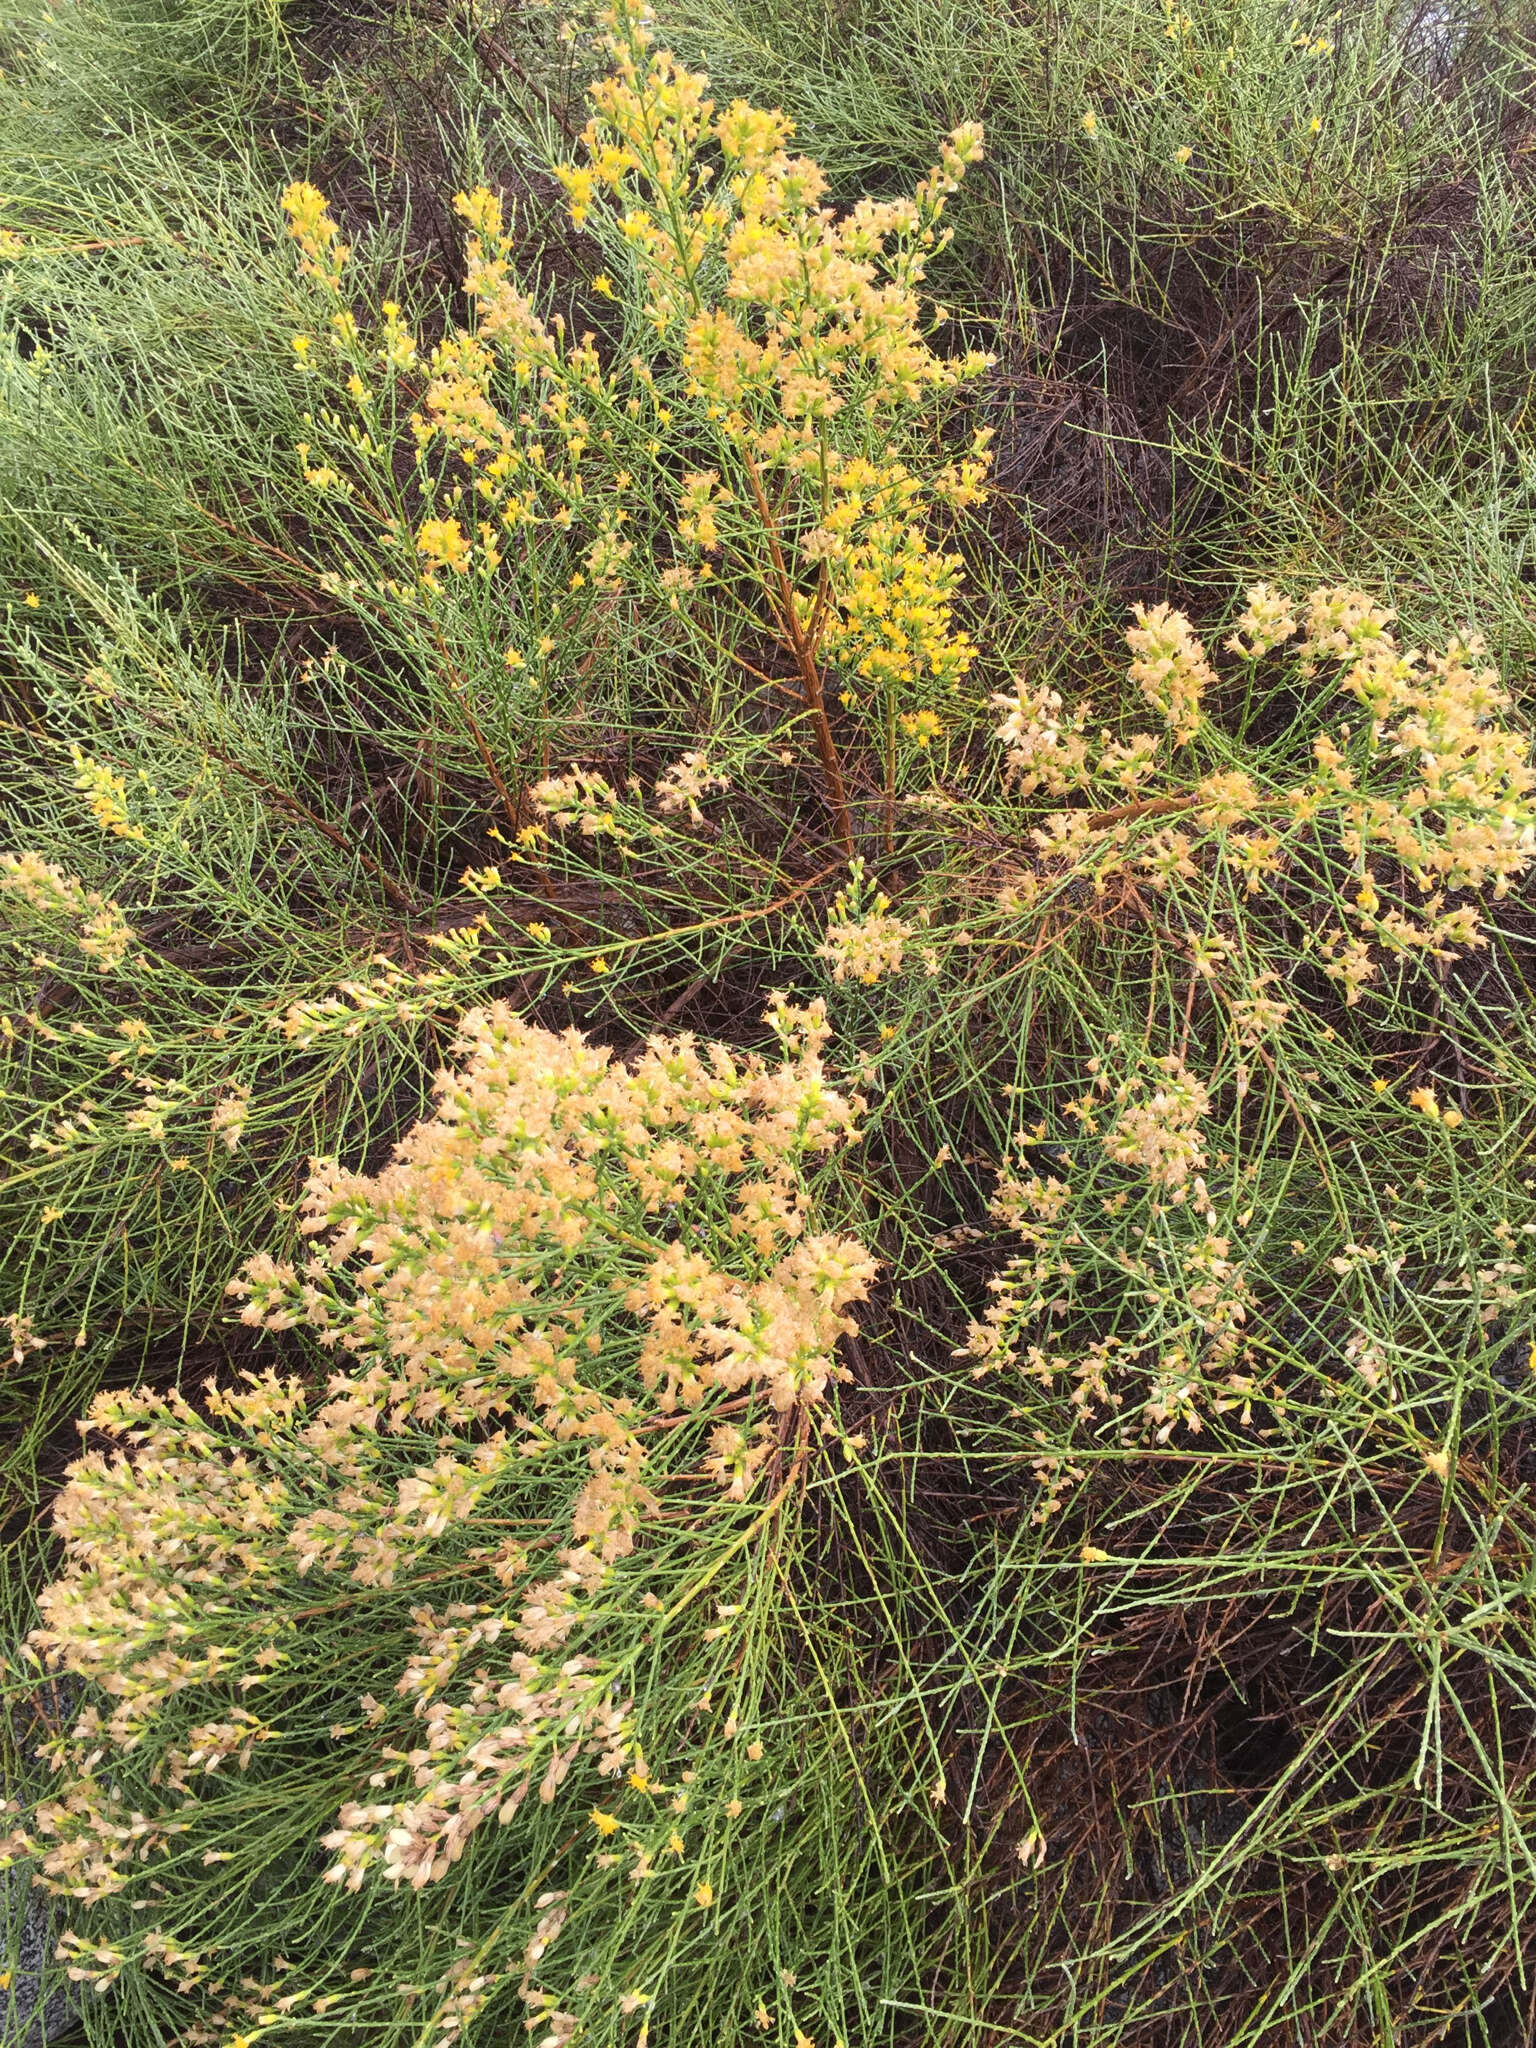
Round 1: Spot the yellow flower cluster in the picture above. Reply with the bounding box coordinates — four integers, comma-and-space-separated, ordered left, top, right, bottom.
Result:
276, 1, 992, 849
10, 996, 873, 1911
813, 485, 978, 699
69, 744, 146, 840
279, 180, 349, 291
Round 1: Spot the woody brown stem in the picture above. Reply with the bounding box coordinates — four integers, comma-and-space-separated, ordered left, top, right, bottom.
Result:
427, 624, 523, 836
1086, 791, 1203, 832
738, 449, 854, 857
1085, 791, 1294, 832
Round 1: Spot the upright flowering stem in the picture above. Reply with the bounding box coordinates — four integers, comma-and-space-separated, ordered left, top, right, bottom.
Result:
884, 691, 898, 854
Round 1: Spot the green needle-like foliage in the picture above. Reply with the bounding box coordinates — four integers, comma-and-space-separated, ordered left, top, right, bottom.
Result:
4, 3, 1536, 2046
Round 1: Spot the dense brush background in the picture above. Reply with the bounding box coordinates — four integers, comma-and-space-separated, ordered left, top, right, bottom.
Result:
4, 1, 1536, 2043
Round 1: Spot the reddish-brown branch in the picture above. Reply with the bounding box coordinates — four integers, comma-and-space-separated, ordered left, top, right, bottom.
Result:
738, 449, 854, 857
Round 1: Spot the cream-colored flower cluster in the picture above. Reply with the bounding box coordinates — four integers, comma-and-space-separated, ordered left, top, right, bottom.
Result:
0, 850, 136, 972
1224, 582, 1297, 660
1102, 1056, 1211, 1192
817, 859, 915, 985
272, 958, 460, 1045
654, 749, 730, 824
1125, 602, 1217, 745
989, 587, 1536, 1009
4, 1310, 45, 1367
1316, 615, 1534, 895
991, 679, 1161, 797
8, 995, 873, 1910
530, 768, 630, 841
962, 1056, 1260, 1471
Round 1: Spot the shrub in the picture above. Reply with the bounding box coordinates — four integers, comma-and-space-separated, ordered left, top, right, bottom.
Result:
5, 993, 875, 2036
7, 1, 1536, 2044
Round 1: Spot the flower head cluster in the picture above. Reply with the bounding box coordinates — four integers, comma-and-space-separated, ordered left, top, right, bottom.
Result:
531, 768, 630, 841
209, 1085, 250, 1153
70, 745, 146, 841
818, 859, 914, 984
1225, 582, 1298, 660
280, 180, 349, 290
0, 850, 136, 972
986, 587, 1536, 1017
4, 1310, 45, 1367
961, 1060, 1260, 1467
278, 0, 992, 844
1103, 1056, 1210, 1193
810, 462, 979, 698
1300, 585, 1396, 664
1125, 603, 1217, 745
272, 958, 459, 1045
654, 750, 730, 824
10, 998, 873, 1914
991, 680, 1160, 798
1320, 622, 1536, 897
